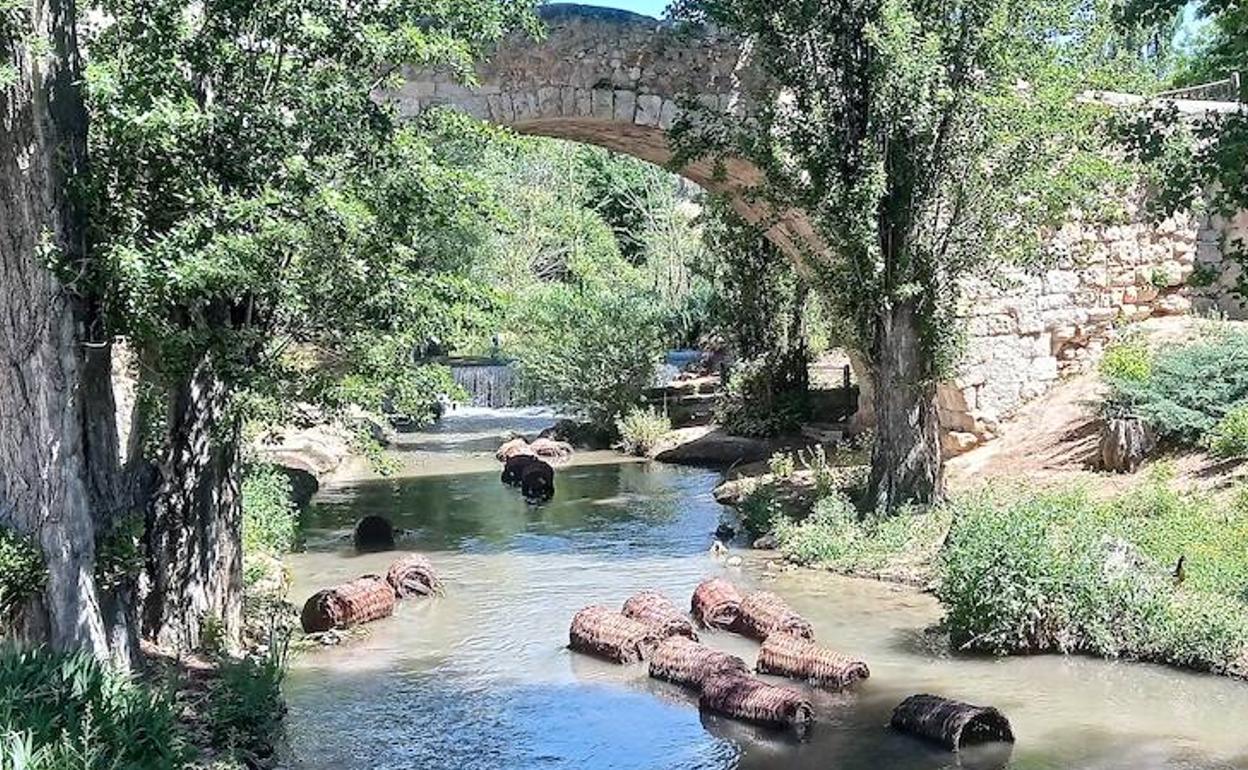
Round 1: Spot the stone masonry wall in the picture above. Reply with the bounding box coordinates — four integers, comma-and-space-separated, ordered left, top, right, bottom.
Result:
938, 207, 1248, 456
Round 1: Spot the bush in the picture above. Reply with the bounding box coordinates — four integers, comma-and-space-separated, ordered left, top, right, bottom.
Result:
716, 355, 809, 438
510, 283, 666, 430
206, 640, 288, 764
0, 530, 44, 623
772, 493, 860, 564
773, 494, 951, 574
1099, 338, 1153, 383
1101, 327, 1248, 445
0, 646, 187, 769
242, 464, 299, 558
1209, 404, 1248, 459
937, 484, 1248, 674
615, 407, 671, 456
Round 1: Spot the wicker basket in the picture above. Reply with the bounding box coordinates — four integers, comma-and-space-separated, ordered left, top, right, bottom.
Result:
568, 605, 659, 664
301, 576, 396, 633
699, 673, 814, 736
757, 633, 868, 689
690, 577, 743, 630
385, 554, 444, 598
736, 591, 814, 641
648, 636, 748, 689
890, 694, 1014, 751
622, 590, 697, 640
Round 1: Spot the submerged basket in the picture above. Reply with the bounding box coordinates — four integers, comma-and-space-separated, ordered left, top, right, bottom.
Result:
699, 673, 814, 735
648, 636, 748, 690
690, 578, 743, 630
568, 605, 660, 664
301, 575, 396, 633
890, 694, 1015, 751
385, 554, 444, 598
622, 590, 697, 640
757, 633, 869, 689
736, 591, 814, 641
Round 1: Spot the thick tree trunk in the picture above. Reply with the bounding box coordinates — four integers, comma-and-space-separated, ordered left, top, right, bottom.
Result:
0, 0, 132, 660
866, 299, 944, 512
142, 353, 243, 651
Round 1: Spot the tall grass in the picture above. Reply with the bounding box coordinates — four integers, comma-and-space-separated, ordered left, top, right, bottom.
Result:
0, 646, 187, 769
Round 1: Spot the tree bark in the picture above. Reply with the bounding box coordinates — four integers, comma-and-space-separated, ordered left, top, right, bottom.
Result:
866, 298, 944, 511
0, 0, 133, 661
142, 352, 243, 651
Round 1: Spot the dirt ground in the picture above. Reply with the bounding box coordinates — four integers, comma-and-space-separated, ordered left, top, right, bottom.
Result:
947, 316, 1248, 497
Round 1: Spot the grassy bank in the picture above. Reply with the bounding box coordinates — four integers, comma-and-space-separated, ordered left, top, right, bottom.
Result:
0, 641, 287, 769
759, 465, 1248, 678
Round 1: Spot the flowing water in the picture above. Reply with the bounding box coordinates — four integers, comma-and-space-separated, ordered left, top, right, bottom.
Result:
284, 410, 1248, 770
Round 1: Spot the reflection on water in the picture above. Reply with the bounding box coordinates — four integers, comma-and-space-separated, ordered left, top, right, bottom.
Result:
285, 417, 1248, 770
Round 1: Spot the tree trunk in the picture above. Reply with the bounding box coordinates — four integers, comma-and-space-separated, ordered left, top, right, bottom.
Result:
0, 0, 131, 660
142, 353, 243, 651
866, 299, 944, 512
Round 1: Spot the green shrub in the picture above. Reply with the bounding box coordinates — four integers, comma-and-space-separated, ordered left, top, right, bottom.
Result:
206, 639, 288, 764
738, 486, 787, 537
767, 451, 796, 479
510, 283, 665, 430
772, 493, 860, 565
773, 494, 950, 574
716, 355, 809, 438
615, 407, 671, 456
1209, 404, 1248, 459
1099, 338, 1152, 383
937, 485, 1248, 674
1101, 327, 1248, 444
242, 464, 299, 557
0, 530, 44, 623
0, 646, 187, 769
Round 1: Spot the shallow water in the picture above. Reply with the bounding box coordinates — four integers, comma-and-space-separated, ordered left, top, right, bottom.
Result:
284, 413, 1248, 770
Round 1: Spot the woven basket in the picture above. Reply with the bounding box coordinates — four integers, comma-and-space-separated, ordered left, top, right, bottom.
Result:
622, 590, 697, 640
737, 591, 814, 641
648, 636, 748, 689
690, 577, 743, 630
568, 605, 659, 664
757, 633, 869, 689
699, 673, 814, 735
890, 694, 1014, 751
385, 554, 444, 598
301, 575, 396, 633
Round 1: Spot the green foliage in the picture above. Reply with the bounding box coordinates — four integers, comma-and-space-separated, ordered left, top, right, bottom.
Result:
938, 483, 1248, 674
0, 646, 187, 768
241, 464, 298, 557
737, 486, 787, 537
1101, 327, 1248, 444
615, 407, 672, 456
94, 514, 146, 592
0, 530, 44, 622
511, 284, 665, 429
206, 640, 288, 764
773, 494, 951, 573
1210, 405, 1248, 459
1098, 338, 1153, 383
716, 355, 809, 438
767, 452, 797, 479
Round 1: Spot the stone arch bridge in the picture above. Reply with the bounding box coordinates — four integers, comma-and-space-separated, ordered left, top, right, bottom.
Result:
387, 4, 817, 258
387, 3, 1246, 455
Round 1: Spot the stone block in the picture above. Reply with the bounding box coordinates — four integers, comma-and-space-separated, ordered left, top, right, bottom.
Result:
941, 431, 980, 457
613, 89, 637, 122
635, 93, 663, 126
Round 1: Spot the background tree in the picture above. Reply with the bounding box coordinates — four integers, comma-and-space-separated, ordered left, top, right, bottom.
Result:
82, 0, 536, 649
673, 0, 1154, 510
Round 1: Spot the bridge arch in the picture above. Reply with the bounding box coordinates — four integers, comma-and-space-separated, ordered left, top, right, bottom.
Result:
386, 4, 816, 258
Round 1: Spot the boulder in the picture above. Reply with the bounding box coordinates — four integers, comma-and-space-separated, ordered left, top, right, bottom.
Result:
653, 427, 771, 468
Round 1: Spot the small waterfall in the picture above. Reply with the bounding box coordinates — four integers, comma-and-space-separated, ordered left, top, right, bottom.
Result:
450, 363, 515, 408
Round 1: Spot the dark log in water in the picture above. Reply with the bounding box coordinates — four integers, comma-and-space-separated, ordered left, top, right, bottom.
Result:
890, 694, 1015, 751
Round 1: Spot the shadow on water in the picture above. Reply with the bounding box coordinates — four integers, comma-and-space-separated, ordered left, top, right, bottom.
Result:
300, 462, 725, 559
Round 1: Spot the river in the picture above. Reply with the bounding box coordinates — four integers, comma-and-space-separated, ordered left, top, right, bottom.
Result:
283, 409, 1248, 770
